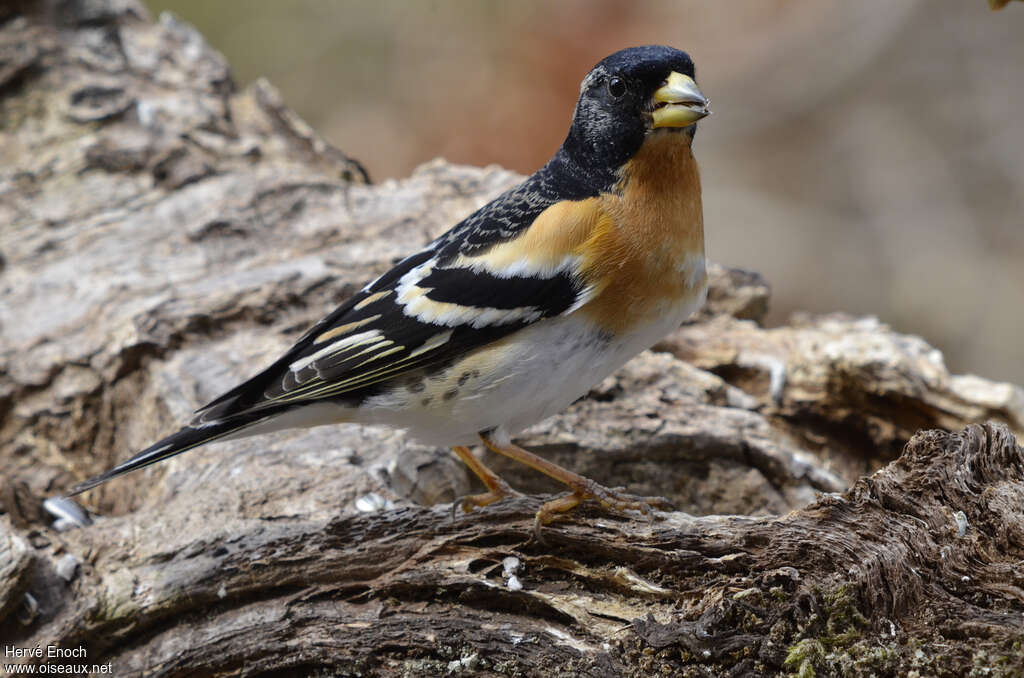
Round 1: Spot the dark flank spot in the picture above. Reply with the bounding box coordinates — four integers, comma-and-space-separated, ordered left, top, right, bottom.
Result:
408, 380, 426, 393
443, 389, 459, 401
421, 397, 432, 407
457, 371, 476, 387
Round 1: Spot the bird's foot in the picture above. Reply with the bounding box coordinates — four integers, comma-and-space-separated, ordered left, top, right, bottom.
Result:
453, 478, 523, 518
534, 478, 674, 531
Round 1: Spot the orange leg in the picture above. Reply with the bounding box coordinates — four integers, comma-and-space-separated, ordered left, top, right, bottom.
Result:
450, 445, 520, 513
479, 432, 673, 529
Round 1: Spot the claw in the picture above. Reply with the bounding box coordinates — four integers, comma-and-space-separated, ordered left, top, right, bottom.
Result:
452, 479, 521, 519
534, 481, 674, 528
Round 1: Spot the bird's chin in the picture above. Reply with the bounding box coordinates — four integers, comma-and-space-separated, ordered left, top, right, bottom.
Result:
649, 123, 697, 138
652, 124, 695, 133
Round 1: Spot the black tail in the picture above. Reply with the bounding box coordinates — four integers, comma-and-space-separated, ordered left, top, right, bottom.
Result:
65, 412, 272, 497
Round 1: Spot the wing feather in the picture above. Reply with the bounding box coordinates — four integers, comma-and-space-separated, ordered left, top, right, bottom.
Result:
191, 194, 609, 424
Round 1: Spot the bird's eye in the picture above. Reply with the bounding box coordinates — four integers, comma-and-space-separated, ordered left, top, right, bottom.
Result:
607, 76, 627, 98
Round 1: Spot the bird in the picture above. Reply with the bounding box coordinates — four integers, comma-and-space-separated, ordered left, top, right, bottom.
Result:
68, 45, 711, 529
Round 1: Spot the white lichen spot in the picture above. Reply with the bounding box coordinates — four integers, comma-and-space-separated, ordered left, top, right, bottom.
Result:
43, 496, 92, 529
953, 510, 969, 537
355, 492, 394, 513
56, 554, 80, 582
544, 626, 600, 654
446, 652, 479, 674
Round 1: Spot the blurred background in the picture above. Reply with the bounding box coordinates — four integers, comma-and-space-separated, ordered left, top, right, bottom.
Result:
146, 0, 1023, 384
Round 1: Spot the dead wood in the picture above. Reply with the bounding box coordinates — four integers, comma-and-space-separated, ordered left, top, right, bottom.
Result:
2, 2, 1023, 676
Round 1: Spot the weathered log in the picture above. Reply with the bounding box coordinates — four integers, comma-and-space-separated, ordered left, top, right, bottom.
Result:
2, 2, 1023, 676
3, 425, 1023, 676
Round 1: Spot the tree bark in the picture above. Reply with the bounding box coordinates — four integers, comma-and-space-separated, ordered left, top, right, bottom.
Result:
2, 2, 1023, 676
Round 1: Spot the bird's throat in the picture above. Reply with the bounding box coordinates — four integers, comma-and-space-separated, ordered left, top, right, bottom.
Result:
575, 134, 705, 334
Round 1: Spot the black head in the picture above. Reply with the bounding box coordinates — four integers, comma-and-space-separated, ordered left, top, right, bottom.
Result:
559, 46, 709, 186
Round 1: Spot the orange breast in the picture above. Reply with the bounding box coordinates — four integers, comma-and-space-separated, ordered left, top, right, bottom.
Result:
578, 131, 706, 333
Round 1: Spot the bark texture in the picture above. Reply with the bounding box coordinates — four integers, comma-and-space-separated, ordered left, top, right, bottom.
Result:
2, 2, 1023, 676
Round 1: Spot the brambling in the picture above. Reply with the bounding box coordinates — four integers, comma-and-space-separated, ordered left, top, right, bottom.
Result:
69, 45, 711, 528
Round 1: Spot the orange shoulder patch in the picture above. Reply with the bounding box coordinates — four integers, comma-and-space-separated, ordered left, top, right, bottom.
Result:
453, 198, 609, 279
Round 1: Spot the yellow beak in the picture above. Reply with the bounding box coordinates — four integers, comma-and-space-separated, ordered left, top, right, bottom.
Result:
652, 72, 710, 128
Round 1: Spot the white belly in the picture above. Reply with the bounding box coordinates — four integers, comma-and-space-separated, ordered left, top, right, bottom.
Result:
359, 291, 705, 446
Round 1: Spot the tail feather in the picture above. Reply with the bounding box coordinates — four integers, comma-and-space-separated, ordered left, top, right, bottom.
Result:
65, 413, 272, 497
